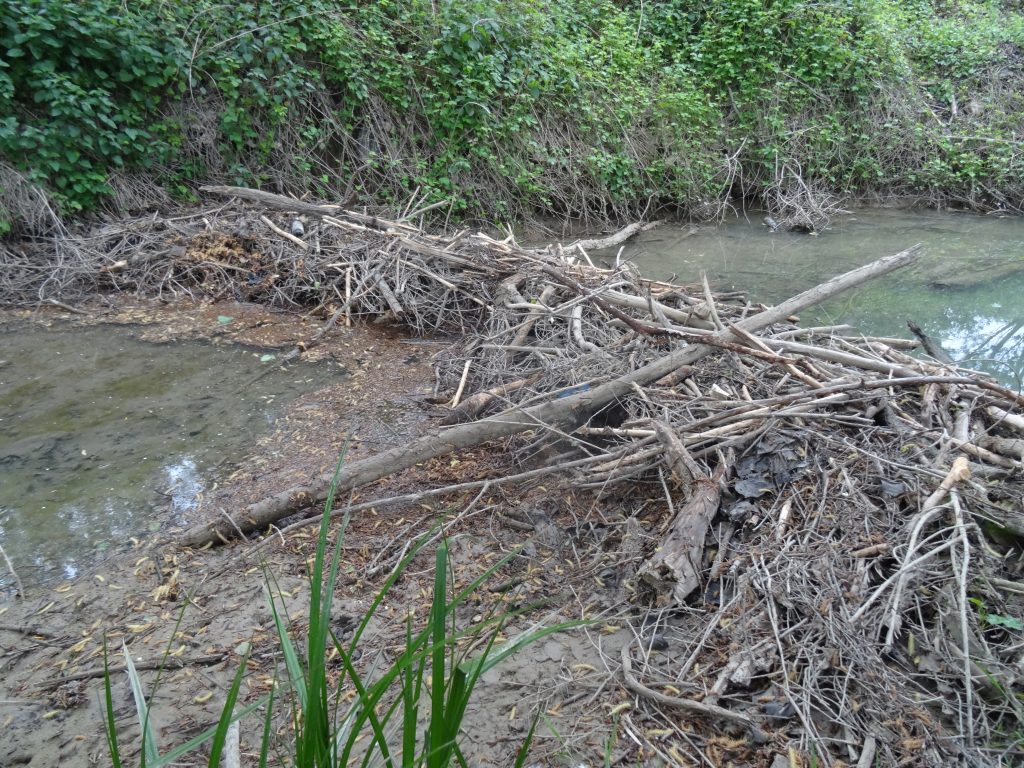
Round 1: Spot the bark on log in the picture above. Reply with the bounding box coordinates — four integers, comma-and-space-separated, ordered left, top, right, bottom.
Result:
200, 185, 418, 235
177, 246, 921, 549
604, 289, 715, 330
569, 220, 662, 252
654, 365, 696, 388
440, 374, 541, 425
639, 461, 726, 605
652, 420, 702, 491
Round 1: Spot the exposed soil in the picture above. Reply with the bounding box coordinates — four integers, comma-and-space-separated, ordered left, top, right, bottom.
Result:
0, 300, 694, 768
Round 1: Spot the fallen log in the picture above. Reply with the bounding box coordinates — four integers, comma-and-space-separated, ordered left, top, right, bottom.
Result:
200, 185, 419, 235
567, 220, 662, 253
639, 427, 725, 605
176, 246, 921, 549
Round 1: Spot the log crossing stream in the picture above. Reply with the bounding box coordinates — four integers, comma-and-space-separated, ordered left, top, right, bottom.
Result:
605, 209, 1024, 386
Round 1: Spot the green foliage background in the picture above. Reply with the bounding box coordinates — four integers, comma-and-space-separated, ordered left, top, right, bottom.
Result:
1, 0, 1023, 224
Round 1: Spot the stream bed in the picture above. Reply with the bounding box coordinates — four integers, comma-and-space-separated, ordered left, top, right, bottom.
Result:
605, 208, 1024, 386
0, 321, 341, 592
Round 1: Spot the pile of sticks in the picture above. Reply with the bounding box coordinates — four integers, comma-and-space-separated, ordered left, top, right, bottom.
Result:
7, 186, 1022, 764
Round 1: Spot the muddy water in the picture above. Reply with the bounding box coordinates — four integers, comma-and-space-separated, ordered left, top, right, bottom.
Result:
0, 322, 341, 592
605, 209, 1024, 386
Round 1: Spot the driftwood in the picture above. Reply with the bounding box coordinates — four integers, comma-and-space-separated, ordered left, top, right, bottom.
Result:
17, 183, 1022, 763
177, 246, 921, 549
907, 318, 955, 363
565, 220, 662, 253
638, 433, 725, 604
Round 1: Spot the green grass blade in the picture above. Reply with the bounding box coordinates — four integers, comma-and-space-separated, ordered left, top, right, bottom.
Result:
154, 696, 268, 766
206, 647, 250, 768
436, 616, 506, 762
122, 641, 160, 767
266, 582, 307, 708
513, 710, 541, 768
101, 636, 123, 768
333, 643, 398, 768
401, 617, 419, 768
262, 562, 306, 758
427, 542, 449, 768
473, 621, 586, 675
445, 546, 524, 615
258, 682, 276, 768
304, 445, 350, 765
346, 522, 441, 654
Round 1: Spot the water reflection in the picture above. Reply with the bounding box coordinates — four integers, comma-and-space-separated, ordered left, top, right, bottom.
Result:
0, 323, 340, 593
164, 456, 203, 512
941, 315, 1024, 386
609, 209, 1024, 387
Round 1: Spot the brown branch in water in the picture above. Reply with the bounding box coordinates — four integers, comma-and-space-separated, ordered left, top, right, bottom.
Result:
907, 319, 954, 364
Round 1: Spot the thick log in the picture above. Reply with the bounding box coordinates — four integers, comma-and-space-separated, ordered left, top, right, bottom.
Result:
177, 246, 921, 549
638, 462, 725, 605
200, 185, 419, 235
569, 220, 662, 252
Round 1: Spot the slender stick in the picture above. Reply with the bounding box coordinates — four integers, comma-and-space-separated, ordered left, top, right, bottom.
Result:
620, 639, 767, 740
450, 359, 472, 407
259, 214, 308, 250
0, 542, 23, 599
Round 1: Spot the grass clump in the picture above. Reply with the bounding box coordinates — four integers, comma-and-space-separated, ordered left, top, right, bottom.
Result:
103, 452, 573, 766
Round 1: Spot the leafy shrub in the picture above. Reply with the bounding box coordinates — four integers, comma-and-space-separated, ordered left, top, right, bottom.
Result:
1, 0, 1023, 221
0, 0, 180, 209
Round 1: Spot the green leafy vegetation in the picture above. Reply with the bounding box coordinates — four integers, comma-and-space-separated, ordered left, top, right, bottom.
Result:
2, 0, 1023, 224
103, 451, 574, 766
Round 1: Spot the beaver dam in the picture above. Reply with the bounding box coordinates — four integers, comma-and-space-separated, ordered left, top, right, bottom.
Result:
2, 186, 1024, 766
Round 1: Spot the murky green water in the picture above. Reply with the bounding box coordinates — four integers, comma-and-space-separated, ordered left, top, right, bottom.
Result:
605, 209, 1024, 387
0, 323, 342, 592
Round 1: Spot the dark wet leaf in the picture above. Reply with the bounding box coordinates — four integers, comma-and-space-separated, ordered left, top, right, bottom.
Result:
734, 478, 773, 498
648, 634, 669, 651
725, 500, 759, 522
760, 701, 797, 719
880, 479, 908, 497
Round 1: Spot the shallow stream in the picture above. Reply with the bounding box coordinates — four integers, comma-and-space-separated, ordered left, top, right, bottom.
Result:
604, 208, 1024, 386
2, 209, 1022, 594
0, 322, 340, 592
